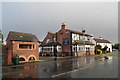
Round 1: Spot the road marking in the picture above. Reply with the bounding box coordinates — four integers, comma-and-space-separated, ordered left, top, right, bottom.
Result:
52, 67, 88, 78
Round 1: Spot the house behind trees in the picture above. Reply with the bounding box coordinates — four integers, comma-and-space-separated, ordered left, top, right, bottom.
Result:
93, 37, 112, 52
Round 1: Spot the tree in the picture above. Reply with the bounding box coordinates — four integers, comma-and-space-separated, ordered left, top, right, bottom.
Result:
0, 30, 4, 63
113, 43, 120, 50
0, 30, 4, 54
0, 29, 3, 44
95, 44, 102, 54
95, 44, 102, 50
102, 46, 108, 53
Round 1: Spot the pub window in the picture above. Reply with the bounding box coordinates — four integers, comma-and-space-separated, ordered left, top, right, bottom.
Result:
54, 38, 56, 42
63, 38, 69, 45
47, 39, 50, 43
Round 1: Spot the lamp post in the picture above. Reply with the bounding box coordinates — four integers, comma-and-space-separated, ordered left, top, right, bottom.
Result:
54, 45, 57, 61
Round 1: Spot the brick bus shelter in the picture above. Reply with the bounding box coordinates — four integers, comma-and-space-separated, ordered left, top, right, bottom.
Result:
3, 31, 40, 64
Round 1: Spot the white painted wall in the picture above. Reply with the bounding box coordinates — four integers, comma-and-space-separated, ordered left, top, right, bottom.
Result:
72, 33, 93, 42
57, 45, 62, 52
93, 40, 112, 52
72, 33, 95, 52
97, 43, 112, 52
39, 47, 42, 52
72, 45, 95, 52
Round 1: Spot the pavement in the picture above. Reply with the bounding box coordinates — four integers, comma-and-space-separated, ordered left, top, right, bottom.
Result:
1, 51, 118, 78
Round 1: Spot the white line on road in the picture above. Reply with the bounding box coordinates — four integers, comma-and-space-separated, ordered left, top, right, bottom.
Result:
52, 67, 88, 78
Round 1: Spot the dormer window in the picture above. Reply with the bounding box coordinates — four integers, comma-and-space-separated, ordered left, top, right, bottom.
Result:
54, 38, 56, 42
47, 39, 50, 43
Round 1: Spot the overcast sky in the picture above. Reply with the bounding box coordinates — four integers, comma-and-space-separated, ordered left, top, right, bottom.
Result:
2, 2, 118, 44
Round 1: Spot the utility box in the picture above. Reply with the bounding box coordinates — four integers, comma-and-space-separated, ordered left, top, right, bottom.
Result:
12, 56, 20, 65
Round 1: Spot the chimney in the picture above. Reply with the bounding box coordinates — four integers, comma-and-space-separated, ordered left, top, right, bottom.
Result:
82, 29, 86, 33
61, 22, 67, 29
99, 37, 103, 39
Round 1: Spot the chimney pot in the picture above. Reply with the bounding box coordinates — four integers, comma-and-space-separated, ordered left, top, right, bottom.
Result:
99, 37, 103, 39
82, 30, 86, 33
61, 22, 67, 29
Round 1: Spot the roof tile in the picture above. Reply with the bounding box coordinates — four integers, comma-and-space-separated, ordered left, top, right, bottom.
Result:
7, 31, 39, 42
93, 38, 110, 43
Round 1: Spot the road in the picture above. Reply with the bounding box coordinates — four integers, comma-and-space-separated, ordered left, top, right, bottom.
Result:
1, 51, 118, 78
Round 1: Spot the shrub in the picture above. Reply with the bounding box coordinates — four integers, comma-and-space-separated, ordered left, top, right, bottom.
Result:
97, 49, 102, 54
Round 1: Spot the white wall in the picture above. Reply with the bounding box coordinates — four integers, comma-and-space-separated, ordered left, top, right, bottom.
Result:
72, 33, 92, 42
72, 45, 95, 52
92, 39, 112, 52
96, 43, 112, 52
57, 45, 62, 52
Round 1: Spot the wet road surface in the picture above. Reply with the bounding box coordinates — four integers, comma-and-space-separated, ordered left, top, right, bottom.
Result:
1, 51, 118, 78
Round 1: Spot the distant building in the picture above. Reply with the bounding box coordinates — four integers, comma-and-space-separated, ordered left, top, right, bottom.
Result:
40, 22, 95, 56
93, 37, 112, 52
3, 31, 40, 64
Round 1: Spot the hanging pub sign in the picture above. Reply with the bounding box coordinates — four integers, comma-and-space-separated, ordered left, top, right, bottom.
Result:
63, 38, 70, 45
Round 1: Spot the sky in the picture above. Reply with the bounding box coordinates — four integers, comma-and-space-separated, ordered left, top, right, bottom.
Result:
1, 0, 119, 2
1, 2, 118, 44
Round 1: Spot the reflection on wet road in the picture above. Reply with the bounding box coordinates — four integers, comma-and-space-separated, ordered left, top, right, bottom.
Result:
2, 51, 118, 78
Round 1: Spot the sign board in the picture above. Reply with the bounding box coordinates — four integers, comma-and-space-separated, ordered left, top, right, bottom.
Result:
63, 38, 69, 45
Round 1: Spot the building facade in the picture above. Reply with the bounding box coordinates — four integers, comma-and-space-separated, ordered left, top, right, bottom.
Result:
3, 31, 40, 64
93, 37, 112, 52
40, 22, 95, 56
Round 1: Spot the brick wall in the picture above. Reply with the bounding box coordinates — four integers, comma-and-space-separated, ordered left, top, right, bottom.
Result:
77, 51, 85, 56
12, 41, 39, 61
90, 51, 95, 55
42, 25, 73, 55
56, 28, 72, 55
75, 51, 95, 56
3, 40, 39, 64
43, 32, 56, 44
